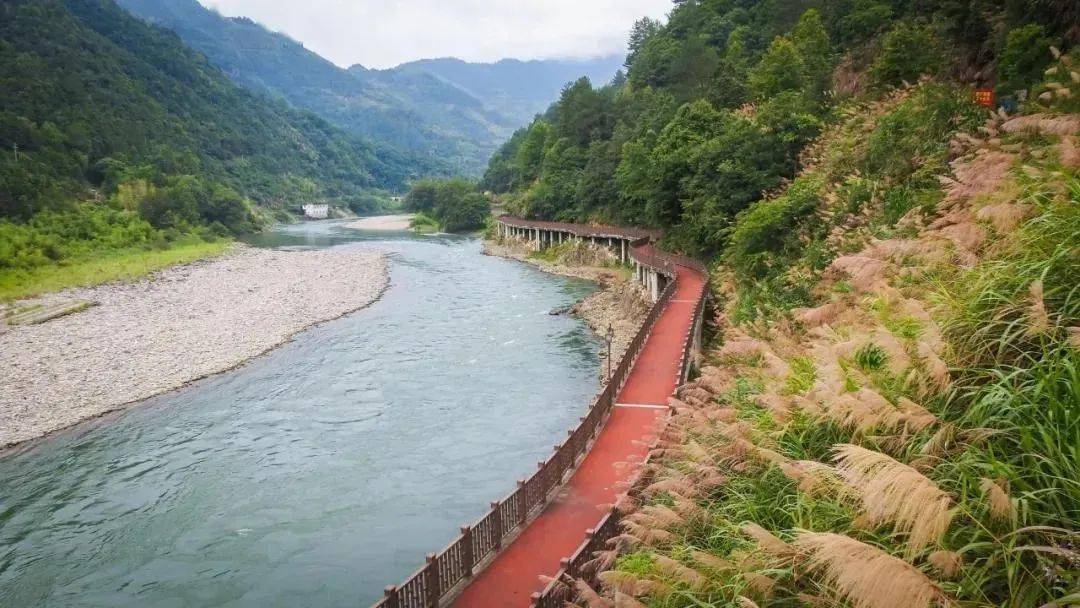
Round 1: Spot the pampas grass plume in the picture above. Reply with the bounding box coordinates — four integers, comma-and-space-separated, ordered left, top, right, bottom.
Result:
796, 532, 949, 608
833, 444, 954, 554
927, 550, 963, 578
979, 478, 1015, 522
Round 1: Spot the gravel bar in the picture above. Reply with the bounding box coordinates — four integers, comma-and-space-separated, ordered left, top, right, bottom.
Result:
0, 245, 387, 449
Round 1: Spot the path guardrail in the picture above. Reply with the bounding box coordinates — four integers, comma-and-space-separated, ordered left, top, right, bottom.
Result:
372, 219, 708, 608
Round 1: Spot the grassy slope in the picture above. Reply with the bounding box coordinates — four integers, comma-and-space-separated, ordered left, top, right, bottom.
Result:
586, 75, 1079, 608
0, 238, 230, 301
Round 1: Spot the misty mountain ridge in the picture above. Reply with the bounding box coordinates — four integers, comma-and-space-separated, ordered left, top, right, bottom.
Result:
115, 0, 623, 174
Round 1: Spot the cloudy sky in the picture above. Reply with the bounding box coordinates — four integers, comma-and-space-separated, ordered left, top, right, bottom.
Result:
199, 0, 671, 69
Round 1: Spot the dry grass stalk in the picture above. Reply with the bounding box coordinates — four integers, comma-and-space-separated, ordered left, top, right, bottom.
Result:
645, 476, 695, 498
627, 504, 685, 531
798, 593, 840, 607
573, 579, 614, 608
920, 423, 959, 457
735, 597, 761, 608
537, 574, 571, 599
780, 460, 847, 497
926, 550, 963, 578
682, 387, 714, 403
741, 522, 793, 557
652, 555, 706, 589
613, 591, 648, 608
755, 446, 789, 465
1027, 280, 1051, 335
833, 444, 954, 554
795, 532, 949, 608
621, 519, 675, 546
668, 492, 705, 518
979, 478, 1015, 522
689, 549, 734, 572
582, 548, 619, 575
743, 571, 776, 596
607, 534, 641, 551
887, 398, 938, 433
597, 570, 649, 596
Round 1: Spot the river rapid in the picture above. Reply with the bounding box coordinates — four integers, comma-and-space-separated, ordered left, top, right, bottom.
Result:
0, 221, 601, 607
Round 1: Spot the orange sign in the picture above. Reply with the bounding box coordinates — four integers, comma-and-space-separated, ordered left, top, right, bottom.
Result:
974, 89, 995, 108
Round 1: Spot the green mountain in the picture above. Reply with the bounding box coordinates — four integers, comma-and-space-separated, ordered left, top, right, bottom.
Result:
114, 0, 515, 174
113, 0, 625, 175
381, 56, 625, 128
0, 0, 424, 220
0, 0, 433, 291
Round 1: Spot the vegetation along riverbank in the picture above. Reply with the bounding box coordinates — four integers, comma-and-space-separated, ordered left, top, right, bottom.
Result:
0, 245, 387, 449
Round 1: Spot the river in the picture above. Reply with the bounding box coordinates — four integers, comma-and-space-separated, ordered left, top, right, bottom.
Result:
0, 221, 601, 607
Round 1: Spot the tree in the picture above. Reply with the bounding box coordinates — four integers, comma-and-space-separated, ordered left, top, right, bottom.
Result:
870, 21, 943, 87
626, 17, 662, 68
440, 192, 489, 232
403, 178, 489, 232
997, 24, 1056, 95
748, 37, 807, 100
790, 9, 832, 101
514, 121, 551, 186
552, 78, 611, 146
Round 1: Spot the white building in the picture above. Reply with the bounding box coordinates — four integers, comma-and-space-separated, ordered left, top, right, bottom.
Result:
301, 203, 329, 219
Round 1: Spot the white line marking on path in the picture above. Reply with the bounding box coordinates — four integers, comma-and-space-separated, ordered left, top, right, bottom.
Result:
615, 403, 670, 410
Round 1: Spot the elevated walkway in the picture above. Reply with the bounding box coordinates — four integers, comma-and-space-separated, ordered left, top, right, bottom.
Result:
451, 265, 705, 607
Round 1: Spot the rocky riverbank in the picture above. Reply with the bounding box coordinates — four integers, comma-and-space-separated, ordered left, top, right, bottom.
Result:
0, 245, 387, 449
483, 239, 650, 381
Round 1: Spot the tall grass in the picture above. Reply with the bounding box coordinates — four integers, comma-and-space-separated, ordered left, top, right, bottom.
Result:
593, 110, 1078, 608
0, 238, 230, 301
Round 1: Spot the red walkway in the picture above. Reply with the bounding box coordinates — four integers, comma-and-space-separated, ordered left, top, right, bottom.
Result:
452, 265, 705, 607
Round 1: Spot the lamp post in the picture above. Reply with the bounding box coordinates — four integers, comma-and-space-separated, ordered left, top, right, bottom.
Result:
605, 324, 615, 383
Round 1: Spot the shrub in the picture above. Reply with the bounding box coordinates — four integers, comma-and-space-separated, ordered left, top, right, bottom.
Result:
997, 24, 1057, 96
725, 174, 825, 279
404, 178, 490, 233
869, 21, 943, 87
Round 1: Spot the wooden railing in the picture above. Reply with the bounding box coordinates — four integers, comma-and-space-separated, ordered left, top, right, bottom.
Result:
529, 253, 709, 607
372, 221, 708, 608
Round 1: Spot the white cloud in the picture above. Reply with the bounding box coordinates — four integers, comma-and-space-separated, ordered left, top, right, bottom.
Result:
198, 0, 670, 68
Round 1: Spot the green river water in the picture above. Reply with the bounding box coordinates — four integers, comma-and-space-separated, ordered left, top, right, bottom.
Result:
0, 221, 602, 607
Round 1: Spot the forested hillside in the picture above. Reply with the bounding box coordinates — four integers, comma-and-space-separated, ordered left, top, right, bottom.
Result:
117, 0, 596, 175
478, 2, 1080, 607
483, 0, 1076, 256
0, 0, 418, 295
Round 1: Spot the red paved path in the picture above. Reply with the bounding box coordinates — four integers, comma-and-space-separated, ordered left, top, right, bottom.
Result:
452, 265, 705, 607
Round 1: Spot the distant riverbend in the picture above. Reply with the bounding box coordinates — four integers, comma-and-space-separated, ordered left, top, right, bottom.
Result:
0, 220, 602, 607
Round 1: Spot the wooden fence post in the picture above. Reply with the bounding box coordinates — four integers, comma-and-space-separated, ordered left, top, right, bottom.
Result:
491, 501, 503, 549
384, 585, 399, 608
460, 525, 474, 576
516, 480, 527, 524
425, 553, 440, 607
537, 460, 546, 497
